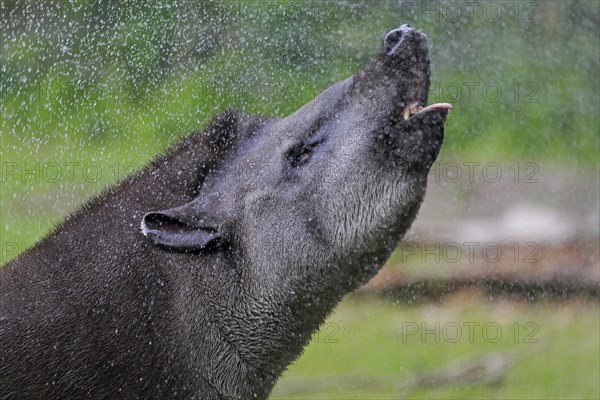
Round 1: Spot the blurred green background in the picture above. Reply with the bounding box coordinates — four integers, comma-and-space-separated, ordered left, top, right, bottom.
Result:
1, 1, 598, 398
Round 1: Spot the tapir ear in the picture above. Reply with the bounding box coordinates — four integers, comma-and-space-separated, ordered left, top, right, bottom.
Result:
140, 206, 221, 252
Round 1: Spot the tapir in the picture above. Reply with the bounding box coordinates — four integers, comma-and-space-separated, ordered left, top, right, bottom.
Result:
0, 25, 450, 399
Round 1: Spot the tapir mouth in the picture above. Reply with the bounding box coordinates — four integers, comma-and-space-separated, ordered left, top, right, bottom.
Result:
375, 24, 452, 169
379, 25, 452, 125
400, 101, 453, 121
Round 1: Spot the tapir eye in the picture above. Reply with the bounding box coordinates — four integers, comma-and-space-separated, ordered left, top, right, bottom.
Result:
286, 139, 324, 169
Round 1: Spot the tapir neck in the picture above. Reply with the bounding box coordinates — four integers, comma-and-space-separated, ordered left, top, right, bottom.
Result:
205, 258, 368, 398
217, 198, 425, 397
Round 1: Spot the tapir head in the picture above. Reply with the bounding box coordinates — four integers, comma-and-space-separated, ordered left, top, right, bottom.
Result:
141, 23, 449, 337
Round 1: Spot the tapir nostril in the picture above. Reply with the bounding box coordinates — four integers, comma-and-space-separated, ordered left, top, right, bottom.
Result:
383, 25, 416, 55
383, 29, 403, 55
382, 25, 426, 59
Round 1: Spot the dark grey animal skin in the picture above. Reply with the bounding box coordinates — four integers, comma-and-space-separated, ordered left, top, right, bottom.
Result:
0, 25, 449, 399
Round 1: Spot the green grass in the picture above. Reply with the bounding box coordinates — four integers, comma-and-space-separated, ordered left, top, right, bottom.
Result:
272, 296, 600, 399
